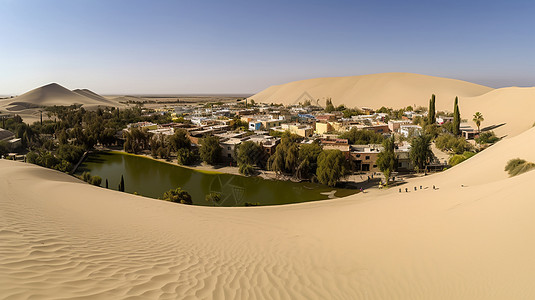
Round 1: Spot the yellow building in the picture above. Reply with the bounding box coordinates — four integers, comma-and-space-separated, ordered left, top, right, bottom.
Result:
315, 122, 334, 135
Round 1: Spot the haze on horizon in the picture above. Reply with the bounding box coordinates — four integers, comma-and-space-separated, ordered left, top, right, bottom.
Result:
1, 0, 534, 95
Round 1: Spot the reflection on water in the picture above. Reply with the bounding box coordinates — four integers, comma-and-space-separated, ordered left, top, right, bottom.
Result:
76, 151, 357, 206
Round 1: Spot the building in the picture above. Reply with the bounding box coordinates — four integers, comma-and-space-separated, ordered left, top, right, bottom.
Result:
315, 122, 333, 135
249, 121, 262, 131
399, 125, 422, 138
279, 123, 314, 137
388, 120, 412, 132
350, 144, 383, 172
460, 124, 477, 140
321, 138, 351, 159
437, 116, 454, 124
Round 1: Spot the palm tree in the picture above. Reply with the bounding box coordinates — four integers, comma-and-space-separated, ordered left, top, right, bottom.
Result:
473, 112, 484, 132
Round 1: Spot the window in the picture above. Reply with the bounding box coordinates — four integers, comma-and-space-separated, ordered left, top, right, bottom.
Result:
356, 154, 361, 158
227, 147, 230, 150
228, 153, 231, 158
365, 156, 370, 160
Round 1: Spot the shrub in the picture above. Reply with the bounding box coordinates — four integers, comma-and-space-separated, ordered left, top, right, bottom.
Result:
505, 158, 535, 177
475, 131, 500, 144
435, 133, 472, 154
162, 187, 193, 204
205, 192, 222, 205
82, 171, 92, 182
90, 176, 102, 186
449, 151, 476, 166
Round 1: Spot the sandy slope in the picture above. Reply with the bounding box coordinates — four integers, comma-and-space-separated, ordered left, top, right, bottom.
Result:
460, 87, 535, 137
2, 128, 535, 299
0, 83, 119, 112
249, 73, 493, 109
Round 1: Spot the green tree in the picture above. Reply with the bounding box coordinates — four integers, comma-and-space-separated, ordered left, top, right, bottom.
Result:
339, 128, 384, 145
428, 94, 436, 125
118, 175, 125, 192
239, 163, 256, 176
453, 96, 461, 136
325, 98, 335, 113
168, 129, 191, 151
409, 135, 433, 171
316, 150, 347, 187
162, 187, 193, 204
268, 133, 300, 175
237, 140, 264, 169
176, 148, 197, 165
199, 135, 222, 165
376, 136, 397, 186
296, 141, 323, 180
472, 112, 484, 132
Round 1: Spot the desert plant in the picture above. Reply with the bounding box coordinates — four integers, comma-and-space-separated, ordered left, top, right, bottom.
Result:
505, 158, 535, 177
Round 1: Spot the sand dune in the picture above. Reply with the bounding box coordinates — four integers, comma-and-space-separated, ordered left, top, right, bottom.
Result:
0, 83, 119, 112
73, 88, 116, 105
2, 127, 535, 299
250, 73, 493, 109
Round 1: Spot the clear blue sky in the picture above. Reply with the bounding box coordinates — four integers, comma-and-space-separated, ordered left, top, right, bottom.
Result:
1, 0, 534, 94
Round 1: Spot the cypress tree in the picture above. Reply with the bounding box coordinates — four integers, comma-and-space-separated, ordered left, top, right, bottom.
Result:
428, 94, 436, 125
453, 96, 460, 136
118, 175, 125, 192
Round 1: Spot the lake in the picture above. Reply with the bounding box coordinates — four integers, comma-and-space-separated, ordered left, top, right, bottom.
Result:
75, 151, 358, 206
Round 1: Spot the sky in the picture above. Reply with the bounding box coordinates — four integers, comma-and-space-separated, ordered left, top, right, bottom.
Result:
1, 0, 535, 95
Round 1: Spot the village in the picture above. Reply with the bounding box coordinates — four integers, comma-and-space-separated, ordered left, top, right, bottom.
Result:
119, 96, 489, 184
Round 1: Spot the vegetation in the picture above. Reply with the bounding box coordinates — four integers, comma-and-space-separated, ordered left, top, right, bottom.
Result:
316, 149, 347, 187
325, 98, 335, 113
268, 133, 301, 175
428, 94, 436, 125
80, 171, 102, 186
504, 158, 535, 177
205, 192, 221, 206
118, 175, 125, 192
449, 151, 476, 166
475, 131, 499, 145
472, 112, 484, 132
295, 141, 323, 180
162, 187, 193, 204
339, 128, 384, 145
199, 135, 222, 165
176, 148, 197, 165
453, 97, 461, 136
409, 135, 433, 171
238, 163, 256, 176
376, 136, 397, 186
237, 140, 264, 170
435, 133, 472, 154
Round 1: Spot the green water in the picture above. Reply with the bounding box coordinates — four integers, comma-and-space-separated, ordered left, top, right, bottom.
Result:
76, 151, 357, 206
